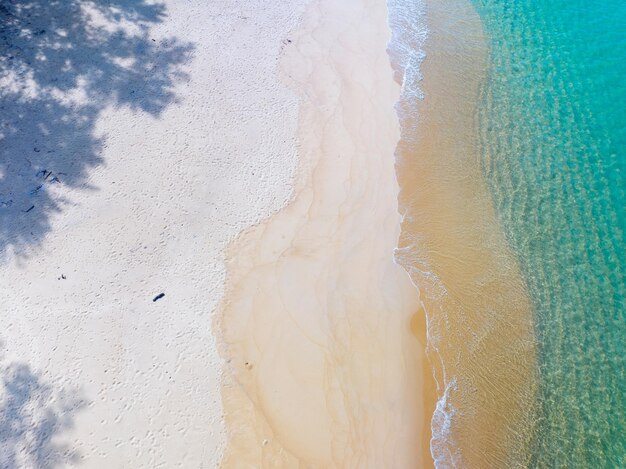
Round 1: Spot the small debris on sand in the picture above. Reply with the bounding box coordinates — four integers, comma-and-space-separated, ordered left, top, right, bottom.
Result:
153, 293, 165, 302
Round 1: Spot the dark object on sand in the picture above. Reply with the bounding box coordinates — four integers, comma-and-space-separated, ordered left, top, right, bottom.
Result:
153, 293, 165, 302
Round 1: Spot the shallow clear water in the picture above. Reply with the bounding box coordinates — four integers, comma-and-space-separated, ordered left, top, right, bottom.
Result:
388, 0, 539, 466
389, 0, 625, 466
472, 0, 626, 466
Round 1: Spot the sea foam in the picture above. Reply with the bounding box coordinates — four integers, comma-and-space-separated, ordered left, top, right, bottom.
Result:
387, 0, 539, 466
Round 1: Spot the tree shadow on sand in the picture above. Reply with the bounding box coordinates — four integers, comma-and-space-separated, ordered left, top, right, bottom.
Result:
0, 0, 194, 257
0, 352, 86, 468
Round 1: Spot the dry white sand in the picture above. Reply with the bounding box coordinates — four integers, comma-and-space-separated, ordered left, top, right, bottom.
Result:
1, 0, 306, 467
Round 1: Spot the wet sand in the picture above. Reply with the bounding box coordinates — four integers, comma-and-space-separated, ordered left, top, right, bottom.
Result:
217, 0, 434, 466
391, 0, 539, 466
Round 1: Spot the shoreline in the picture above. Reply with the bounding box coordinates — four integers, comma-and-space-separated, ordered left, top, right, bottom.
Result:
217, 0, 433, 466
390, 0, 539, 466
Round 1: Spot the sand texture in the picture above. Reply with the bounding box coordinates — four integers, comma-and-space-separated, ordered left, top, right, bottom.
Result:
217, 0, 432, 467
1, 0, 306, 467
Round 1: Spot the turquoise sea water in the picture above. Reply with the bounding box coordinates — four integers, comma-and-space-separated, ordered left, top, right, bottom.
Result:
472, 0, 625, 466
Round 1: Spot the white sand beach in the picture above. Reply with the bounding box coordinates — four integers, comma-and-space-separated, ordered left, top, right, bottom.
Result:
217, 0, 432, 466
1, 0, 434, 467
1, 1, 306, 466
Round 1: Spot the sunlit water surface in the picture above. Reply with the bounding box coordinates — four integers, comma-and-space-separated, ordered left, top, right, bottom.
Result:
389, 0, 625, 467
